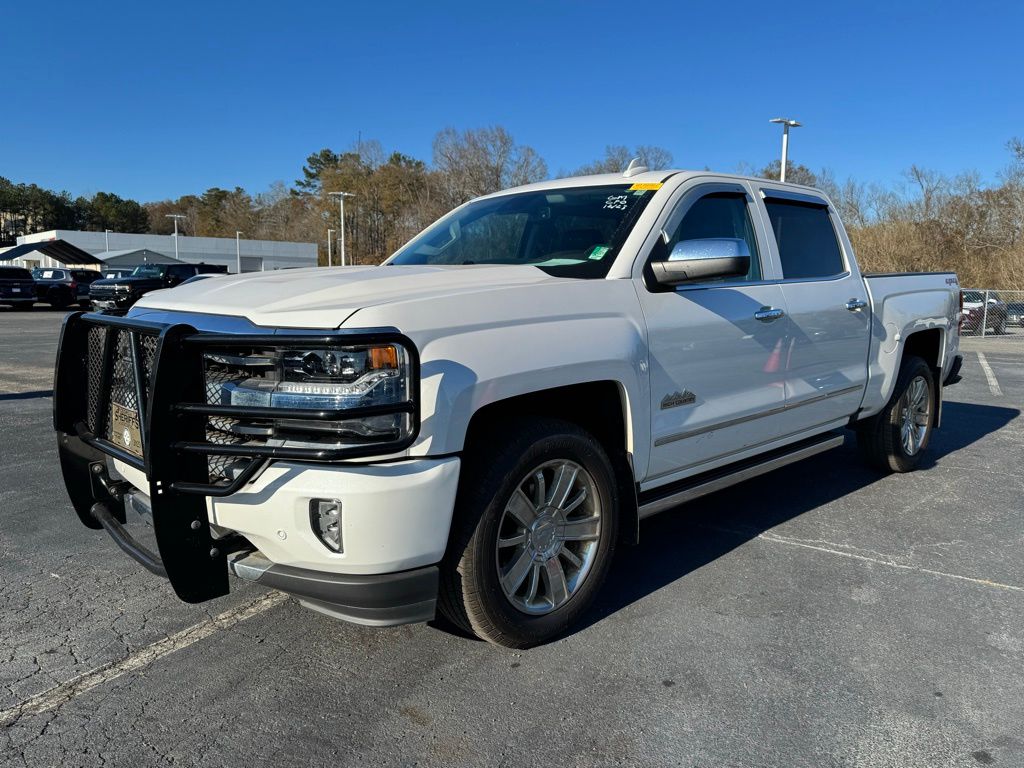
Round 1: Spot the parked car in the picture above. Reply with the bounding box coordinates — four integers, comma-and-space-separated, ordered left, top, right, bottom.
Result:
31, 267, 101, 309
961, 290, 1009, 335
0, 266, 36, 309
1006, 300, 1024, 327
54, 169, 963, 648
89, 262, 227, 312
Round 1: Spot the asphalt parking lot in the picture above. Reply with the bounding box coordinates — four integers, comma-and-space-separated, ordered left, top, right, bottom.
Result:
1, 308, 1022, 768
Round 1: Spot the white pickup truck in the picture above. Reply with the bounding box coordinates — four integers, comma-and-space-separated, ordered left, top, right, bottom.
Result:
54, 169, 964, 648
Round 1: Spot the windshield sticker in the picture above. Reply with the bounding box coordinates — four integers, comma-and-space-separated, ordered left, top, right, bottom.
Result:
603, 194, 630, 211
628, 182, 662, 191
588, 245, 610, 260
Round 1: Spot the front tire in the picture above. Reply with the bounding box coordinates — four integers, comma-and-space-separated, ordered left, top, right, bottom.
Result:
439, 418, 618, 648
856, 355, 935, 473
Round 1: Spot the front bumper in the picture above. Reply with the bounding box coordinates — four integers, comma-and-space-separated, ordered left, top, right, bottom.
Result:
53, 311, 437, 625
229, 552, 439, 626
90, 294, 135, 312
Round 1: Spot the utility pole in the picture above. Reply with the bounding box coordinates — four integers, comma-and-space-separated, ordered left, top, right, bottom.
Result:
769, 117, 802, 182
327, 228, 335, 267
104, 229, 111, 253
165, 214, 186, 260
328, 191, 355, 266
236, 231, 243, 274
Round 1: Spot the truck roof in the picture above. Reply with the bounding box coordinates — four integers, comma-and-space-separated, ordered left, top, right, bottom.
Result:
487, 169, 824, 198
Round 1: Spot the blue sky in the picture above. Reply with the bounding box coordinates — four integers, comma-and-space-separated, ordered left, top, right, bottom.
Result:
2, 0, 1022, 201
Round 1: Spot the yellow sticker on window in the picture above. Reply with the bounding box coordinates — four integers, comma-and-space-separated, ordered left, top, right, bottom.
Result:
628, 182, 663, 191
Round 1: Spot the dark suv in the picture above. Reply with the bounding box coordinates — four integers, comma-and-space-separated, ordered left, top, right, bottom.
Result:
31, 268, 102, 309
0, 266, 36, 309
90, 262, 227, 312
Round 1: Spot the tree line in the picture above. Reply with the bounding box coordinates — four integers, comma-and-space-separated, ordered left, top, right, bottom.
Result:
0, 181, 148, 246
3, 126, 1023, 288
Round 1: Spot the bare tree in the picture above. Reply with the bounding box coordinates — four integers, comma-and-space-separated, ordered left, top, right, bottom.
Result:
574, 144, 674, 175
432, 126, 548, 205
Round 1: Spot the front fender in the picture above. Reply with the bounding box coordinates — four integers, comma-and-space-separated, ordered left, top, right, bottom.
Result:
343, 279, 651, 474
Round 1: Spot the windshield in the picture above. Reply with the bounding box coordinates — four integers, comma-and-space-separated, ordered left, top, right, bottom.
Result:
131, 265, 167, 278
388, 184, 658, 278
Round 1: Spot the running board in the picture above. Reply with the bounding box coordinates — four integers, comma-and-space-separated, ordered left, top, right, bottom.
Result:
637, 433, 846, 520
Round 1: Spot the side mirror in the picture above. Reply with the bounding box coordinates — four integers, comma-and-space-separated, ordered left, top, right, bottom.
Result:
650, 238, 751, 286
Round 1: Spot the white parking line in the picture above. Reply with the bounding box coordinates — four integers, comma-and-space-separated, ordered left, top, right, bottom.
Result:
0, 591, 287, 727
977, 351, 1003, 397
757, 532, 1024, 592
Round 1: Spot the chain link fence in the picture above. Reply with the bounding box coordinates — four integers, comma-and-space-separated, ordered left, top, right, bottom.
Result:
960, 289, 1024, 339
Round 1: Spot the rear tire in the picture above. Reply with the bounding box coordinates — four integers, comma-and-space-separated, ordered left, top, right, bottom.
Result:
439, 418, 618, 648
48, 292, 70, 310
856, 355, 935, 473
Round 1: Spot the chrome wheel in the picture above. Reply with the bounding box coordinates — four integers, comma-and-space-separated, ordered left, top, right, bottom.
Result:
495, 459, 602, 615
899, 375, 930, 455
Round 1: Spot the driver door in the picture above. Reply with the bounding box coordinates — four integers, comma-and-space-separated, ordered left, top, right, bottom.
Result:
639, 182, 791, 486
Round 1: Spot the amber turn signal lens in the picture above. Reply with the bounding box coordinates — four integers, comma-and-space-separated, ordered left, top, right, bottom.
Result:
368, 346, 398, 370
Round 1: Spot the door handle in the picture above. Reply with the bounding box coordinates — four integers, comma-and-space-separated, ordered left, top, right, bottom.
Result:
845, 298, 868, 312
754, 306, 785, 322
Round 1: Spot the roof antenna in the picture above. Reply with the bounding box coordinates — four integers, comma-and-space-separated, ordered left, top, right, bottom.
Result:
623, 157, 648, 177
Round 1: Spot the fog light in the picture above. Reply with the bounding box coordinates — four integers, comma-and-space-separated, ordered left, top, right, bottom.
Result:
310, 499, 343, 552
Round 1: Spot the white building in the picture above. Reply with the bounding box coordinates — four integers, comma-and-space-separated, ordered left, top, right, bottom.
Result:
8, 230, 317, 273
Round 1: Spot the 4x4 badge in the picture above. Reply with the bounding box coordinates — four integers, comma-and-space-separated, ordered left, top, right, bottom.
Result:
661, 390, 696, 409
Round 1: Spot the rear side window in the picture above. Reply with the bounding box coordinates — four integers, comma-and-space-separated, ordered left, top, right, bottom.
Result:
764, 199, 845, 279
33, 269, 66, 280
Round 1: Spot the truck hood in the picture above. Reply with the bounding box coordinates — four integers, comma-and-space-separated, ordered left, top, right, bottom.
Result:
93, 276, 164, 291
132, 264, 566, 328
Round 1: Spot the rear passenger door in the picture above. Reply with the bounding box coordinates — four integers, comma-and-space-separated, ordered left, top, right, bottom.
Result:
759, 188, 871, 432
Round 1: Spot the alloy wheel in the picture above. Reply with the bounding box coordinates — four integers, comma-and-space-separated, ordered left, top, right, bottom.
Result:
495, 459, 602, 615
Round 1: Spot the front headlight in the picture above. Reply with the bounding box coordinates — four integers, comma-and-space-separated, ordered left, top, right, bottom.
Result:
204, 343, 413, 446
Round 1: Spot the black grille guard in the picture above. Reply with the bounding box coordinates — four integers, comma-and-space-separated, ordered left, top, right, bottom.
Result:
53, 311, 421, 603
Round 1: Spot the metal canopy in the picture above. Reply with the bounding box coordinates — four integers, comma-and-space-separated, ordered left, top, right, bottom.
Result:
0, 239, 103, 265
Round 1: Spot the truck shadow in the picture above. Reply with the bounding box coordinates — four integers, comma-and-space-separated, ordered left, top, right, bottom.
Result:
573, 400, 1020, 636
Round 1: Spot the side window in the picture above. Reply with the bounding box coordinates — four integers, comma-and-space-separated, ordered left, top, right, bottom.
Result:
764, 199, 845, 279
666, 193, 762, 281
169, 265, 192, 279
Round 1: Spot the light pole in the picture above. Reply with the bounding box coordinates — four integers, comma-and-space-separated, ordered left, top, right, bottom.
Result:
328, 191, 355, 266
104, 229, 112, 253
769, 117, 802, 182
236, 231, 243, 274
327, 228, 336, 267
165, 214, 186, 260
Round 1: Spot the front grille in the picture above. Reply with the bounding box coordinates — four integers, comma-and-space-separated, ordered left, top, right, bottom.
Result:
83, 325, 249, 483
84, 325, 158, 456
202, 360, 250, 483
90, 285, 118, 298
